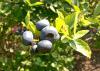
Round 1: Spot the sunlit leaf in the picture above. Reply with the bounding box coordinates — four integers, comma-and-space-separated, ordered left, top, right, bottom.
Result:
20, 67, 24, 71
70, 39, 91, 58
21, 60, 32, 66
55, 17, 65, 32
55, 11, 67, 33
61, 24, 69, 36
20, 51, 26, 55
79, 14, 91, 26
64, 12, 79, 32
73, 5, 81, 12
73, 12, 79, 34
65, 13, 75, 29
21, 22, 26, 27
65, 0, 72, 5
28, 21, 40, 34
61, 35, 71, 43
88, 17, 99, 24
25, 11, 30, 25
24, 0, 31, 6
24, 12, 40, 34
81, 19, 91, 26
57, 10, 64, 19
30, 2, 44, 6
50, 5, 55, 12
73, 30, 89, 39
64, 12, 79, 39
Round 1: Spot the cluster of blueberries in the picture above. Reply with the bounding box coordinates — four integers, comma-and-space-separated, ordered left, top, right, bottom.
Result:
22, 19, 60, 53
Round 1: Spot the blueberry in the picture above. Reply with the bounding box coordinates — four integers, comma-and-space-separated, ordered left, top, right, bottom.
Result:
22, 39, 32, 45
37, 40, 52, 52
55, 33, 60, 40
22, 31, 33, 45
40, 26, 60, 41
36, 19, 50, 31
31, 44, 38, 53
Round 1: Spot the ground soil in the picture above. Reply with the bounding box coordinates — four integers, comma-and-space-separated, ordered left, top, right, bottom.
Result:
74, 48, 100, 71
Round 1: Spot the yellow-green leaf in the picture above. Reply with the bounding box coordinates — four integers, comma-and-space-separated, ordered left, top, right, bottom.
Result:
93, 1, 100, 17
73, 5, 81, 12
50, 5, 55, 12
73, 30, 89, 39
73, 12, 79, 35
57, 10, 64, 19
81, 19, 91, 26
24, 0, 31, 6
55, 17, 65, 32
80, 14, 91, 26
65, 0, 72, 5
65, 13, 75, 29
30, 2, 44, 6
25, 11, 30, 25
21, 22, 26, 27
70, 39, 91, 58
61, 24, 69, 36
28, 21, 40, 35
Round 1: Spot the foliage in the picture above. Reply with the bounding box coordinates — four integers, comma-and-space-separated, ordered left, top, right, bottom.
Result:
0, 0, 100, 71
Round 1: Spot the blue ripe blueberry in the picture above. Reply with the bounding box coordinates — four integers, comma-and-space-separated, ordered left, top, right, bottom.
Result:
31, 44, 38, 53
22, 31, 33, 45
37, 40, 52, 52
55, 33, 60, 40
23, 39, 32, 45
40, 26, 60, 42
36, 19, 50, 31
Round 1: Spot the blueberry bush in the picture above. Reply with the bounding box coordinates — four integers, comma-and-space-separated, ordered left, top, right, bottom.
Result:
0, 0, 100, 71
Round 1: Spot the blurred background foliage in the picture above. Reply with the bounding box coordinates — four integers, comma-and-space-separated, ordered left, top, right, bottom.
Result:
0, 0, 100, 71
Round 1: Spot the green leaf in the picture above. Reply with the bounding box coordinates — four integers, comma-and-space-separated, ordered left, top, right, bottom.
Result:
25, 11, 30, 25
70, 39, 91, 58
65, 0, 72, 5
80, 14, 91, 26
57, 10, 64, 19
28, 21, 40, 35
24, 0, 31, 6
30, 2, 44, 6
28, 21, 36, 33
61, 36, 68, 43
55, 17, 65, 32
61, 24, 69, 36
73, 5, 80, 12
73, 12, 79, 35
50, 5, 55, 12
55, 11, 66, 33
65, 13, 75, 29
61, 35, 72, 43
80, 19, 91, 26
65, 12, 79, 34
21, 22, 26, 27
93, 1, 100, 17
88, 17, 99, 24
73, 30, 89, 39
25, 11, 40, 34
